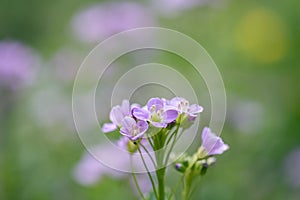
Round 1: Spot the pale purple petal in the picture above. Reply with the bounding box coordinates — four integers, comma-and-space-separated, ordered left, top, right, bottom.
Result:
131, 103, 140, 110
120, 99, 130, 116
133, 107, 149, 121
120, 116, 136, 136
189, 104, 203, 115
109, 106, 123, 126
131, 121, 148, 140
163, 109, 178, 123
137, 121, 148, 133
162, 98, 171, 106
130, 103, 141, 116
151, 121, 167, 128
147, 97, 163, 110
201, 127, 229, 156
201, 127, 210, 142
102, 123, 117, 133
209, 140, 229, 155
170, 97, 185, 106
188, 116, 196, 122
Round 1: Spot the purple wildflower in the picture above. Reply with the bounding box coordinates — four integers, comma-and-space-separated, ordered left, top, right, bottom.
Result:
120, 117, 148, 140
201, 127, 229, 156
168, 97, 203, 118
133, 97, 178, 128
0, 40, 38, 89
102, 100, 131, 133
73, 140, 154, 194
151, 0, 212, 17
71, 2, 155, 44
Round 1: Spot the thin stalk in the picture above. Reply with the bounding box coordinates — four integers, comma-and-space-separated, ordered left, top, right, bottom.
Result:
137, 146, 158, 199
130, 156, 145, 200
168, 175, 184, 200
188, 176, 202, 200
181, 175, 192, 200
164, 125, 180, 166
165, 128, 177, 146
154, 139, 166, 200
140, 143, 157, 168
147, 136, 155, 150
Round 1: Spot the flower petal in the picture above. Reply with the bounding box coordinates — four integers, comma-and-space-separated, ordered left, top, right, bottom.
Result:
120, 117, 136, 136
131, 121, 149, 140
208, 139, 229, 155
133, 108, 149, 121
163, 109, 178, 123
147, 97, 163, 110
120, 99, 130, 116
201, 127, 229, 156
109, 106, 123, 126
102, 123, 117, 133
151, 121, 167, 128
122, 116, 136, 130
201, 127, 210, 142
170, 97, 186, 106
189, 104, 203, 115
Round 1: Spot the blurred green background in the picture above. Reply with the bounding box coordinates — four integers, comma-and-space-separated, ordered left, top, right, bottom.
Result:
0, 0, 299, 199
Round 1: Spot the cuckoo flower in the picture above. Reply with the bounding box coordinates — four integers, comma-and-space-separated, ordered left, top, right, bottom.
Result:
199, 127, 229, 157
102, 100, 131, 133
120, 117, 148, 140
0, 40, 38, 89
169, 97, 203, 118
133, 97, 178, 128
71, 2, 155, 44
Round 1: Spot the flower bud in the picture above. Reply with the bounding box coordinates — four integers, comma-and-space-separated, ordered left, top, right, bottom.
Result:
174, 163, 185, 173
207, 157, 217, 166
127, 140, 138, 154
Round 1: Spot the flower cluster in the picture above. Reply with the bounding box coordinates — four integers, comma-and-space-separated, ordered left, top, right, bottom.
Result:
173, 127, 229, 199
102, 97, 203, 140
100, 97, 228, 200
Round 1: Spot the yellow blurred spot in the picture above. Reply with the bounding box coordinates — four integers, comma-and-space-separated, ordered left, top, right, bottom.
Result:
235, 8, 288, 64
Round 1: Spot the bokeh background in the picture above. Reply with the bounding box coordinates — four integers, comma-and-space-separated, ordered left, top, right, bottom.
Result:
0, 0, 299, 199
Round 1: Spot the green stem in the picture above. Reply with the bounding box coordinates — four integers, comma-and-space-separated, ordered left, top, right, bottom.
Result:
156, 167, 166, 200
154, 132, 166, 200
164, 125, 180, 166
188, 176, 202, 200
139, 143, 157, 168
130, 156, 145, 200
168, 175, 184, 200
137, 146, 158, 199
181, 156, 199, 200
181, 171, 193, 200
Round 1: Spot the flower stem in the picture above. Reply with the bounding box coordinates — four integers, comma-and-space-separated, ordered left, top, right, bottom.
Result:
130, 156, 145, 200
137, 146, 158, 199
168, 175, 184, 200
181, 172, 192, 200
156, 167, 166, 200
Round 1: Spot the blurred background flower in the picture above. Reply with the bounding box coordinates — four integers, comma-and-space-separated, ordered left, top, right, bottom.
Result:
0, 40, 39, 90
0, 0, 299, 199
284, 148, 300, 188
70, 2, 155, 44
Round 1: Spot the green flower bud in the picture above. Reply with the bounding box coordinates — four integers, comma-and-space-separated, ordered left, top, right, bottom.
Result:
127, 140, 138, 154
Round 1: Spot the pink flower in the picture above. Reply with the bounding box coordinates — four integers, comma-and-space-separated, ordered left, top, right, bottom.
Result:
0, 40, 39, 89
201, 127, 229, 156
71, 2, 155, 44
